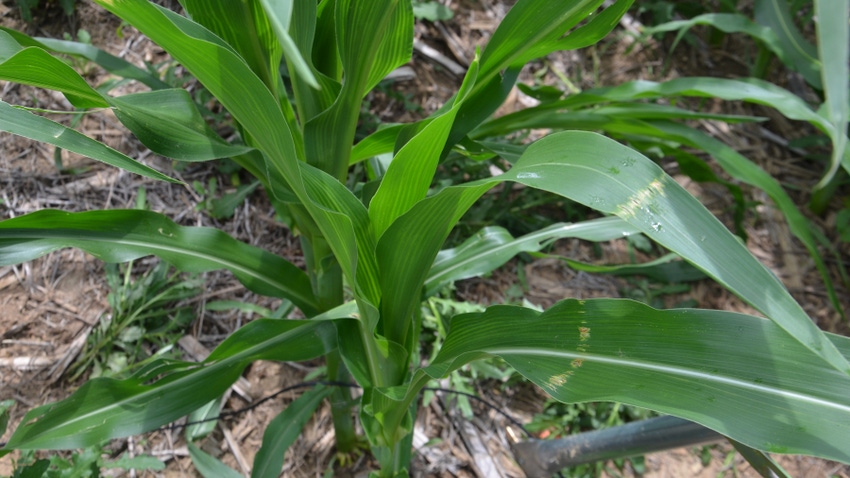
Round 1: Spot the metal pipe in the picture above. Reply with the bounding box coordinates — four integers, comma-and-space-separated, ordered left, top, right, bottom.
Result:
512, 415, 723, 477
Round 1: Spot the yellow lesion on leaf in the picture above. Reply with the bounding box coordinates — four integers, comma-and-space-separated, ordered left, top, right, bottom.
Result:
571, 358, 584, 368
617, 177, 666, 219
546, 371, 574, 390
578, 326, 590, 342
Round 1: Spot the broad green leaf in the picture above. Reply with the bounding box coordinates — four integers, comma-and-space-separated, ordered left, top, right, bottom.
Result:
500, 131, 849, 374
472, 78, 845, 317
0, 27, 169, 90
0, 209, 319, 316
478, 0, 601, 85
377, 181, 496, 348
813, 0, 850, 188
252, 385, 331, 478
477, 77, 835, 139
188, 443, 243, 478
425, 217, 640, 297
420, 299, 850, 463
4, 319, 335, 450
299, 163, 381, 307
369, 58, 479, 238
525, 0, 633, 56
754, 0, 821, 89
643, 121, 844, 318
0, 101, 177, 183
258, 0, 319, 89
287, 0, 340, 122
180, 0, 282, 92
93, 0, 304, 189
92, 0, 365, 300
109, 89, 253, 161
0, 30, 108, 109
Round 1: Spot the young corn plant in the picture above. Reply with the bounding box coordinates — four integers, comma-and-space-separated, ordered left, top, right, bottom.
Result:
1, 1, 849, 476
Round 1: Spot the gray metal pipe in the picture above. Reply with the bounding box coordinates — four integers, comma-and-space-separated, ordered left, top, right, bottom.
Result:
512, 415, 723, 477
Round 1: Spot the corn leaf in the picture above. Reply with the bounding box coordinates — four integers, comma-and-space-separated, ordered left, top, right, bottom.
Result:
501, 131, 849, 374
188, 443, 243, 478
813, 0, 850, 188
109, 89, 252, 161
3, 319, 335, 450
0, 100, 177, 183
754, 0, 821, 89
303, 0, 412, 179
0, 209, 319, 316
252, 385, 331, 478
369, 58, 479, 238
421, 299, 850, 463
0, 30, 108, 108
180, 0, 282, 92
91, 0, 373, 313
0, 26, 169, 90
258, 0, 319, 90
425, 217, 640, 297
477, 0, 602, 84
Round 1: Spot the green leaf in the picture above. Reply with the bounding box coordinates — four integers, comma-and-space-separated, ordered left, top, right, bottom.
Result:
473, 78, 845, 318
5, 319, 336, 450
0, 101, 178, 183
425, 217, 640, 297
369, 57, 479, 238
252, 385, 331, 478
0, 400, 13, 436
0, 30, 108, 109
0, 27, 169, 90
423, 299, 850, 464
501, 131, 849, 374
303, 0, 413, 179
93, 0, 304, 191
813, 0, 850, 188
185, 398, 223, 442
350, 124, 406, 164
188, 442, 243, 478
729, 439, 793, 478
0, 209, 319, 316
412, 1, 454, 21
180, 0, 282, 92
377, 181, 496, 347
478, 0, 602, 84
258, 0, 320, 89
559, 253, 707, 283
754, 0, 821, 89
109, 89, 253, 161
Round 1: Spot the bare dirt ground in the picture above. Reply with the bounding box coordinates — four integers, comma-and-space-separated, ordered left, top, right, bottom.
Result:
1, 1, 849, 477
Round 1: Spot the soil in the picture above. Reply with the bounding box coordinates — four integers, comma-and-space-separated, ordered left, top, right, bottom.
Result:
1, 1, 849, 477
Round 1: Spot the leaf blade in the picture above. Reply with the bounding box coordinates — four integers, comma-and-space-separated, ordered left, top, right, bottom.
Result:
0, 210, 319, 316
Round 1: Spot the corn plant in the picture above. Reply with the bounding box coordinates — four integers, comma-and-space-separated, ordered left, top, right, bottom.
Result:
1, 1, 849, 476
